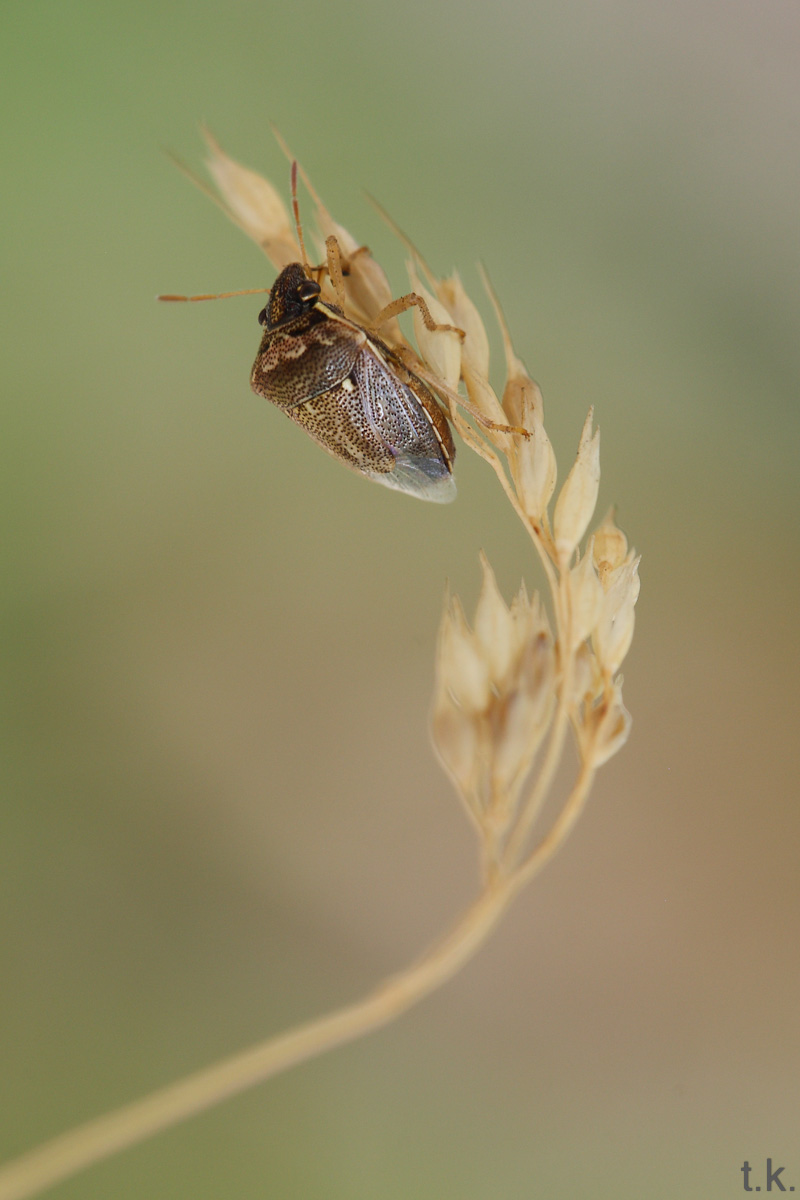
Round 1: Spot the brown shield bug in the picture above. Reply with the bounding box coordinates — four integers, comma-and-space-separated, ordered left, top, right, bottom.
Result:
161, 165, 461, 502
250, 260, 457, 502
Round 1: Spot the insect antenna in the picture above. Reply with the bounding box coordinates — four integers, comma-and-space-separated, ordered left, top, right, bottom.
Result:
290, 160, 312, 276
157, 288, 270, 303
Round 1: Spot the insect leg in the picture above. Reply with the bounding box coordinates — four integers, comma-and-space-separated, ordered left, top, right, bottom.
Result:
323, 236, 373, 298
324, 236, 348, 309
369, 292, 465, 340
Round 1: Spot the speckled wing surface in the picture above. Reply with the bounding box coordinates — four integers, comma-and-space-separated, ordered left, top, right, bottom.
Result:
354, 345, 456, 503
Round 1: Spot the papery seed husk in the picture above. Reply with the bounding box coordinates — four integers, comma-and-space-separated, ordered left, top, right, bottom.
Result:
501, 377, 528, 431
474, 554, 518, 686
516, 407, 557, 520
501, 371, 542, 431
589, 683, 632, 767
553, 409, 601, 564
592, 555, 640, 675
510, 578, 530, 617
568, 642, 601, 711
438, 272, 490, 380
593, 508, 629, 588
462, 368, 508, 427
439, 597, 492, 713
202, 132, 299, 268
493, 684, 554, 793
431, 698, 481, 797
570, 542, 604, 649
511, 586, 551, 647
518, 631, 556, 722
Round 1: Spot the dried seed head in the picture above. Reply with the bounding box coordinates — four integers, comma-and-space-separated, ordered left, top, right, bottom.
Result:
462, 370, 509, 430
437, 272, 490, 380
512, 381, 558, 521
517, 628, 556, 719
583, 679, 632, 767
492, 631, 555, 794
593, 508, 629, 588
473, 554, 519, 686
501, 370, 538, 432
568, 641, 601, 711
202, 130, 299, 268
171, 136, 640, 870
553, 409, 601, 565
430, 696, 483, 801
569, 541, 605, 650
475, 274, 559, 516
592, 553, 641, 676
431, 560, 557, 824
408, 266, 462, 391
438, 595, 492, 714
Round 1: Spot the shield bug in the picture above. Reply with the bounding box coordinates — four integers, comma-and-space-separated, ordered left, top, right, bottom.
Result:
250, 259, 457, 502
161, 165, 461, 502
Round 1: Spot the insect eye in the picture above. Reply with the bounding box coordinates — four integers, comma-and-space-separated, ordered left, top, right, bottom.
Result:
297, 279, 321, 305
257, 307, 268, 327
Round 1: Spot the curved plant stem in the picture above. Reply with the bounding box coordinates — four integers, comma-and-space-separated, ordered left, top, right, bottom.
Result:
0, 878, 518, 1200
516, 759, 597, 889
0, 733, 601, 1200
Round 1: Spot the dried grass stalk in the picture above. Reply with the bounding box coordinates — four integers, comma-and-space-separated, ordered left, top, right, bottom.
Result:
0, 134, 640, 1200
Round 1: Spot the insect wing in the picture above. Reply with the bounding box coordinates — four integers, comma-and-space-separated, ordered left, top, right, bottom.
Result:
355, 347, 456, 503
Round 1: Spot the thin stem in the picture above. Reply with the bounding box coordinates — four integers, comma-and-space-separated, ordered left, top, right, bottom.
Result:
514, 757, 597, 891
449, 409, 559, 601
0, 881, 519, 1200
521, 512, 559, 603
1, 727, 596, 1200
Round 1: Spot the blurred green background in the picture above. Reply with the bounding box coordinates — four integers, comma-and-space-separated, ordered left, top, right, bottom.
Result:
2, 2, 799, 1197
